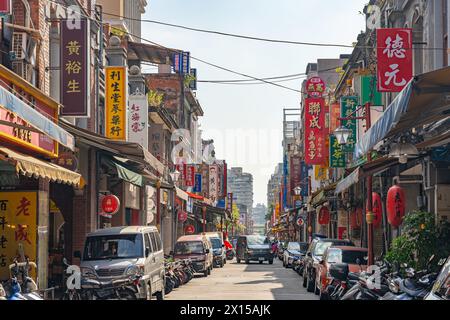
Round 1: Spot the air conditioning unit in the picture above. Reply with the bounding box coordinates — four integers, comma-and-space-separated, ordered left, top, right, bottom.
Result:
11, 61, 32, 82
12, 32, 28, 60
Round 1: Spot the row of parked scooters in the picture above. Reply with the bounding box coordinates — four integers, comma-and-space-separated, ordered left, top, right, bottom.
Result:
164, 258, 196, 296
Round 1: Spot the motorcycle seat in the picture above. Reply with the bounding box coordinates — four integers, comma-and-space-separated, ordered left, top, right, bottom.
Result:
400, 279, 427, 298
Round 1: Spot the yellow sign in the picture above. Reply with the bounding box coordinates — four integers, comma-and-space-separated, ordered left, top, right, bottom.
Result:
0, 192, 37, 280
315, 165, 328, 181
105, 66, 127, 140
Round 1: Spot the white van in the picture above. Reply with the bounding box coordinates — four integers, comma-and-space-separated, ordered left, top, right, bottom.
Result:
76, 226, 165, 300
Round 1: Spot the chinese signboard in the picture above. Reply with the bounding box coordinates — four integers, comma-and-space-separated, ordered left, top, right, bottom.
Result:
194, 174, 202, 193
0, 0, 11, 15
300, 161, 309, 197
185, 165, 195, 187
290, 156, 301, 194
54, 152, 78, 171
209, 165, 219, 202
227, 193, 233, 212
146, 186, 156, 224
304, 98, 326, 165
329, 134, 346, 168
377, 28, 413, 92
329, 103, 341, 134
360, 75, 382, 106
173, 51, 190, 74
305, 77, 326, 98
128, 94, 148, 148
60, 19, 89, 117
105, 66, 127, 140
0, 192, 37, 280
340, 96, 358, 152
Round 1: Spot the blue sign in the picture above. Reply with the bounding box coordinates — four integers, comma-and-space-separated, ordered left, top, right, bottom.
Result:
217, 199, 225, 209
300, 161, 310, 197
173, 51, 190, 74
194, 174, 202, 193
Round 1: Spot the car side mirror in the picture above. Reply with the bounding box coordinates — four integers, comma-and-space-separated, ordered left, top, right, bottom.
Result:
74, 251, 81, 259
145, 247, 151, 257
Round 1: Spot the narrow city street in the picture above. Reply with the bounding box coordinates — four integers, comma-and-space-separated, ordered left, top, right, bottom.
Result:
166, 258, 317, 300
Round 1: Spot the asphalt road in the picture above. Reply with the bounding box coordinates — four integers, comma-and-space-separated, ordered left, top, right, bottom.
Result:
166, 257, 318, 300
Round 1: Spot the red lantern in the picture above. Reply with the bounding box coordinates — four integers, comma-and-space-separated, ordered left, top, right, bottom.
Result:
101, 195, 120, 215
351, 208, 363, 229
185, 225, 195, 235
178, 210, 188, 223
318, 207, 330, 225
367, 193, 382, 228
387, 185, 406, 228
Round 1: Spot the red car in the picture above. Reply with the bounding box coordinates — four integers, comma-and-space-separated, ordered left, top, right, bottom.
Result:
316, 246, 368, 300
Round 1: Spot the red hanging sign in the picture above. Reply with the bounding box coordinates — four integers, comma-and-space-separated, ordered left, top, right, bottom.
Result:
367, 193, 383, 228
304, 98, 326, 165
101, 195, 120, 215
185, 225, 195, 235
387, 185, 406, 228
178, 210, 188, 223
318, 207, 330, 225
0, 0, 11, 14
305, 77, 326, 98
377, 28, 413, 92
185, 165, 195, 187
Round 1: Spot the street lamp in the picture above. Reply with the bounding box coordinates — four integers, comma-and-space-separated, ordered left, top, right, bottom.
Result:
388, 138, 419, 164
293, 186, 302, 196
170, 170, 181, 184
334, 126, 353, 145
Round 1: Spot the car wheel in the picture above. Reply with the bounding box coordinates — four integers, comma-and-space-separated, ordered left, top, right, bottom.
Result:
269, 259, 274, 265
155, 286, 165, 301
236, 258, 241, 264
306, 272, 315, 292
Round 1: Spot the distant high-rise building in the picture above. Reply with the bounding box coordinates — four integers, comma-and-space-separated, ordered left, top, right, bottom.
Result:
253, 204, 267, 226
228, 168, 253, 233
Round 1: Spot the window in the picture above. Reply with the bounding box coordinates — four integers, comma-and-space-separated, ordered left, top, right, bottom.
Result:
83, 234, 144, 261
144, 233, 153, 253
155, 232, 162, 251
174, 241, 204, 255
149, 232, 158, 252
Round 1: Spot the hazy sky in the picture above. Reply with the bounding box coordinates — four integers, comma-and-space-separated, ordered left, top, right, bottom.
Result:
142, 0, 367, 206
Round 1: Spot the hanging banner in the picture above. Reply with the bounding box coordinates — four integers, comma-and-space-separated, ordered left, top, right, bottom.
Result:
0, 192, 37, 280
105, 66, 127, 140
0, 0, 11, 15
377, 28, 413, 92
128, 94, 148, 149
329, 102, 341, 134
194, 174, 202, 193
60, 18, 89, 117
290, 155, 301, 194
300, 161, 309, 197
329, 135, 346, 168
340, 96, 358, 153
304, 98, 326, 165
226, 193, 233, 212
185, 165, 195, 187
209, 165, 219, 202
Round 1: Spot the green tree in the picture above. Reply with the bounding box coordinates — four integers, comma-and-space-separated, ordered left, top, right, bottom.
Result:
385, 210, 450, 270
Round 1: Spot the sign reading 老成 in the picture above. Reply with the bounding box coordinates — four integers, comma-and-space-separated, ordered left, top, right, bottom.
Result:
106, 66, 127, 140
0, 192, 37, 281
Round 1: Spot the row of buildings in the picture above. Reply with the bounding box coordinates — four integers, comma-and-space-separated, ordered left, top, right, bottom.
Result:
267, 0, 450, 262
0, 0, 237, 290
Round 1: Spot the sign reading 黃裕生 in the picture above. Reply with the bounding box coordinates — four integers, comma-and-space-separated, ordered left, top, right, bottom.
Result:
60, 18, 89, 117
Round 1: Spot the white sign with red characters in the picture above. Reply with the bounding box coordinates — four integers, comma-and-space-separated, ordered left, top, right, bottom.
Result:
377, 28, 413, 92
128, 94, 148, 148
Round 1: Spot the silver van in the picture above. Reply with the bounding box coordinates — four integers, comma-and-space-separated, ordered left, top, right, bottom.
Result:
76, 226, 165, 300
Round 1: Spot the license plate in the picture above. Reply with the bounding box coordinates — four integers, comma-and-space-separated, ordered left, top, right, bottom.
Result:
259, 258, 265, 261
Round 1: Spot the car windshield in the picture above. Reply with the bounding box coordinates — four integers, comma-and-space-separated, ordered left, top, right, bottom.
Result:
174, 241, 204, 255
83, 234, 143, 261
247, 236, 269, 246
287, 242, 300, 250
210, 238, 222, 249
342, 250, 368, 264
314, 242, 333, 256
299, 243, 309, 252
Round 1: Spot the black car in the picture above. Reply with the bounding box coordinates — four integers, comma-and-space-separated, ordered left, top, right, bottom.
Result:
302, 238, 355, 294
236, 235, 274, 264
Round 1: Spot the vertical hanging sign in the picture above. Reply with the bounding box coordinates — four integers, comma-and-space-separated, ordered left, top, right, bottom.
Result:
60, 18, 89, 117
340, 96, 358, 152
128, 93, 148, 148
329, 135, 346, 168
377, 28, 413, 92
304, 98, 326, 165
105, 66, 127, 140
209, 165, 218, 202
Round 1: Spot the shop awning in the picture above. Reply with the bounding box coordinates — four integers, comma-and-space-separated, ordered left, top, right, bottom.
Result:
175, 187, 189, 201
113, 160, 143, 187
335, 168, 360, 195
187, 191, 204, 200
355, 66, 450, 159
0, 147, 81, 186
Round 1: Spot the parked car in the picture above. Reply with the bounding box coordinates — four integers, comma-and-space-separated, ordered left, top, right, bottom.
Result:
236, 235, 274, 264
207, 236, 226, 268
425, 256, 450, 300
317, 246, 368, 300
283, 242, 309, 268
76, 226, 165, 300
302, 238, 355, 293
173, 235, 213, 277
277, 241, 288, 260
